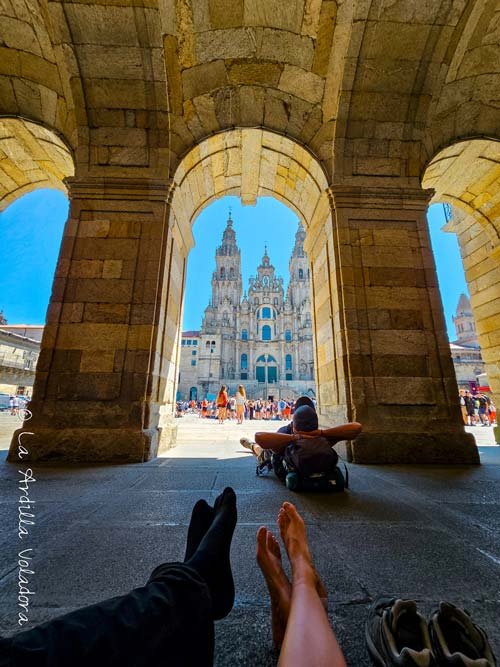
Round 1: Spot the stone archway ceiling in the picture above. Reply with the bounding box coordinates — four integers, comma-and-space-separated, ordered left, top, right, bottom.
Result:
422, 139, 500, 241
160, 0, 337, 178
171, 128, 330, 252
0, 0, 498, 189
0, 0, 75, 144
425, 0, 500, 162
0, 118, 74, 211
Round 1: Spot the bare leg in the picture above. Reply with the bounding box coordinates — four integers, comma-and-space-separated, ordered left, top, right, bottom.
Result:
277, 502, 347, 667
256, 527, 329, 650
256, 527, 291, 649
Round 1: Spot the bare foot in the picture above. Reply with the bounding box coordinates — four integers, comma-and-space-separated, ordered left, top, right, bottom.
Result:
256, 526, 291, 649
277, 502, 315, 585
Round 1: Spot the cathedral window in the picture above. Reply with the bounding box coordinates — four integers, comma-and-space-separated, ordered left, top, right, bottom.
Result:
262, 307, 271, 319
229, 267, 234, 278
241, 354, 248, 370
220, 267, 225, 278
274, 297, 278, 306
254, 297, 259, 305
262, 325, 271, 341
241, 329, 248, 340
285, 354, 292, 370
298, 269, 304, 279
285, 330, 292, 342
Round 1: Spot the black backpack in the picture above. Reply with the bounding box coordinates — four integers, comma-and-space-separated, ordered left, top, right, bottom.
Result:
282, 436, 348, 492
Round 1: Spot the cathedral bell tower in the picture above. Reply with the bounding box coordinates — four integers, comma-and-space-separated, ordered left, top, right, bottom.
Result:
287, 222, 310, 308
209, 212, 242, 318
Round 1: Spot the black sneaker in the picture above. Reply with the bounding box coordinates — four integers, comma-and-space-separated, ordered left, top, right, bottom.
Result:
429, 602, 496, 666
366, 597, 436, 666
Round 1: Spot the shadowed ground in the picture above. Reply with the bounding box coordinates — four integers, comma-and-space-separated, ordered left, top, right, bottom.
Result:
0, 413, 499, 665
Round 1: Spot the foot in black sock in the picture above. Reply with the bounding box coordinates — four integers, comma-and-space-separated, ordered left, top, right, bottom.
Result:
184, 499, 215, 562
186, 487, 237, 620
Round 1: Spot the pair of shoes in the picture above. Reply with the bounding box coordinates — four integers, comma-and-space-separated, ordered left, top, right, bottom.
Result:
365, 597, 496, 666
240, 437, 255, 452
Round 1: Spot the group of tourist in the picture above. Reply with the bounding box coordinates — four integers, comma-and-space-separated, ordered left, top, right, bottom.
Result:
459, 389, 497, 426
176, 387, 316, 425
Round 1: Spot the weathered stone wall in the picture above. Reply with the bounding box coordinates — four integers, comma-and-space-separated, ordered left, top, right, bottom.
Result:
3, 0, 498, 463
8, 178, 173, 463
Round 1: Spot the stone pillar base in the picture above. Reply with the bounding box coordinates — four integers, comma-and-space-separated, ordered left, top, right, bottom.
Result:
7, 427, 162, 464
158, 417, 178, 455
350, 431, 479, 464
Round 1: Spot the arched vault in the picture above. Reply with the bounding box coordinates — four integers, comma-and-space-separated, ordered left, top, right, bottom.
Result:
170, 129, 330, 255
0, 118, 74, 211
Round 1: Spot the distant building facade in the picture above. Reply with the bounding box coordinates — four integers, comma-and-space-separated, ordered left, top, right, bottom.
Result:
177, 215, 316, 401
449, 294, 485, 386
0, 325, 43, 396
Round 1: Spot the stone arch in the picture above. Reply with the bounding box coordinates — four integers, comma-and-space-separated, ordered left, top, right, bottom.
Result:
170, 129, 330, 230
152, 129, 347, 440
422, 137, 500, 414
0, 1, 78, 148
422, 138, 500, 244
0, 117, 74, 211
424, 0, 500, 163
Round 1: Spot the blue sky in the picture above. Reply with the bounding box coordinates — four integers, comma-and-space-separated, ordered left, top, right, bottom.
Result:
0, 188, 467, 340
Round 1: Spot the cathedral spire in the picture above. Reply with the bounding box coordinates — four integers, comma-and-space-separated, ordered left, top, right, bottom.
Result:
291, 222, 306, 258
217, 211, 238, 257
262, 245, 270, 267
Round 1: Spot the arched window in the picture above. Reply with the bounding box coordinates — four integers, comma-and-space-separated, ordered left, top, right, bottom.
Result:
274, 297, 278, 306
262, 307, 271, 319
285, 354, 292, 370
285, 329, 292, 342
254, 297, 259, 305
241, 354, 248, 370
298, 268, 304, 279
229, 267, 235, 278
256, 355, 276, 363
241, 329, 248, 340
262, 325, 271, 341
220, 267, 225, 278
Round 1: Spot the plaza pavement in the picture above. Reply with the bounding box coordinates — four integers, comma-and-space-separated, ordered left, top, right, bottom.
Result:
0, 412, 499, 665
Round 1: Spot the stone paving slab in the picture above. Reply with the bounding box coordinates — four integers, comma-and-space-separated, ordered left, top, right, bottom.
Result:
0, 414, 499, 666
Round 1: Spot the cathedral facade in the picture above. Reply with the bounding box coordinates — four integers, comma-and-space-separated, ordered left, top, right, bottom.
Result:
177, 215, 316, 401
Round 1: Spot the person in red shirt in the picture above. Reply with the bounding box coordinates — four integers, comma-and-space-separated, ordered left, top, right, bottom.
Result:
216, 385, 228, 424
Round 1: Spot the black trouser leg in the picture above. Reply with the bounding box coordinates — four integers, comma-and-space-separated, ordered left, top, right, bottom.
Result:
1, 563, 214, 667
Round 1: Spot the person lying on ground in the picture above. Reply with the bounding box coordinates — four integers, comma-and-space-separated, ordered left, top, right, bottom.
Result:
257, 501, 348, 666
241, 403, 362, 460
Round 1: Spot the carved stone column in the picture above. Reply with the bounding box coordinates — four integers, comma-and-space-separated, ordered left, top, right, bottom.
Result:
314, 186, 479, 464
8, 177, 186, 463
